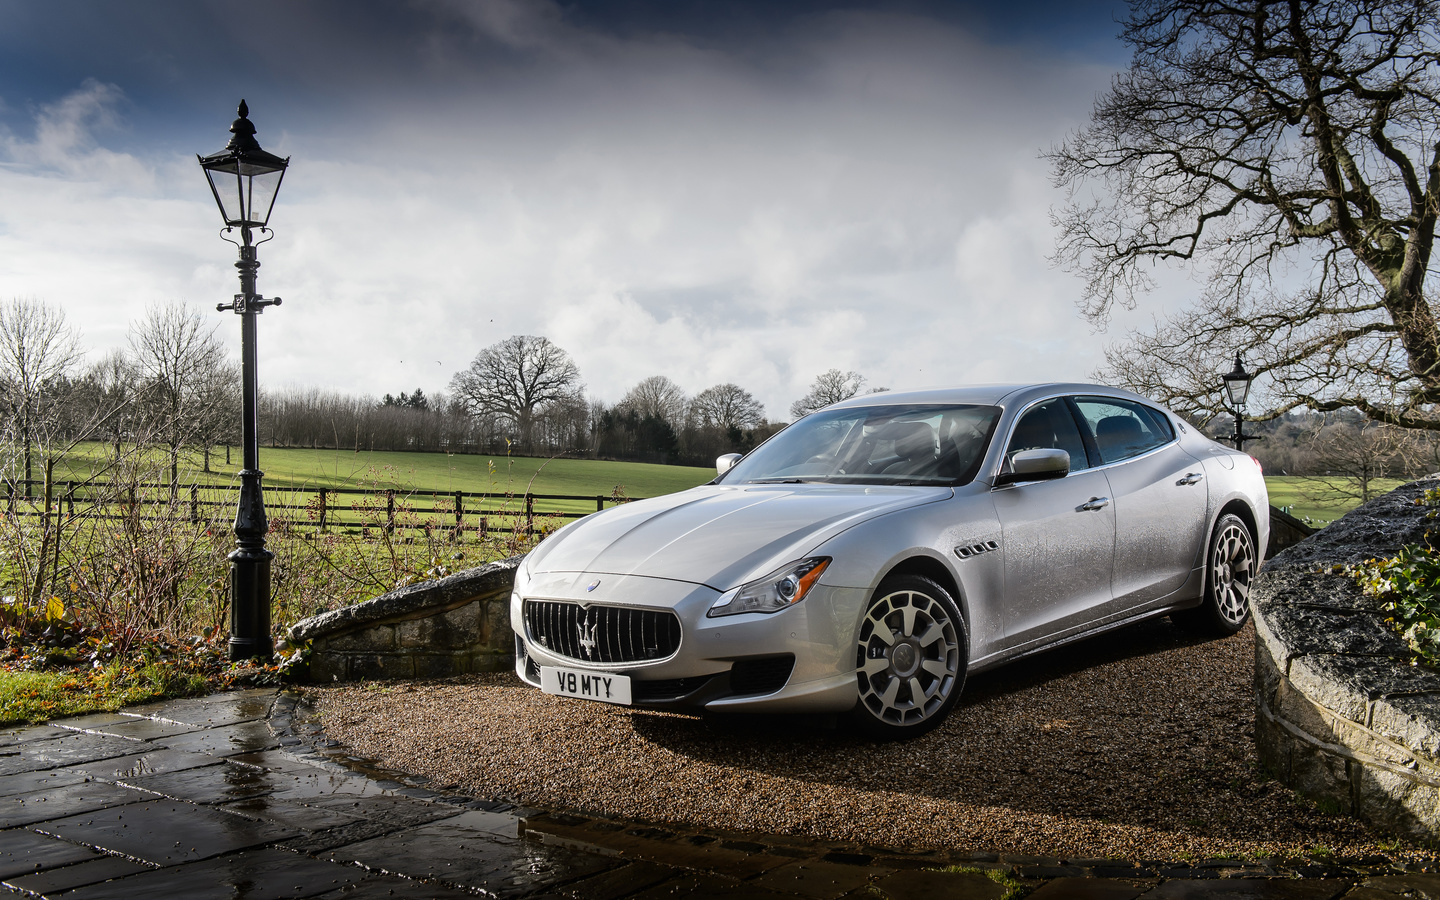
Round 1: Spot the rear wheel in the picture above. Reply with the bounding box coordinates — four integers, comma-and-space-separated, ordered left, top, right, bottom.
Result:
1172, 513, 1255, 635
851, 574, 966, 740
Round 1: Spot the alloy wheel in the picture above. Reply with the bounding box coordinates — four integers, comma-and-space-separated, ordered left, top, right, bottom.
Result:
856, 589, 961, 727
1210, 519, 1255, 626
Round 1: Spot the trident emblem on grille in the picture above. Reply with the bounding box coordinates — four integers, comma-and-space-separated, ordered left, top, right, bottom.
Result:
577, 610, 598, 658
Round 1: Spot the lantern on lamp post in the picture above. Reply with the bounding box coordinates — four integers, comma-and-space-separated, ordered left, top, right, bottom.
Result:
1221, 353, 1255, 452
198, 100, 289, 663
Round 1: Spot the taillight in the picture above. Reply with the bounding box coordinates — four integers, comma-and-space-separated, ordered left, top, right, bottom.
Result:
1249, 455, 1262, 471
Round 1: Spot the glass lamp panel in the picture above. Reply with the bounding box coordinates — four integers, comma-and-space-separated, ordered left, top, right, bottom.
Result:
244, 168, 285, 227
203, 164, 245, 226
1223, 375, 1250, 407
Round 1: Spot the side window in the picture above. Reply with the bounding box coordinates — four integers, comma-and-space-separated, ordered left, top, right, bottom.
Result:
1073, 397, 1172, 465
1004, 399, 1088, 473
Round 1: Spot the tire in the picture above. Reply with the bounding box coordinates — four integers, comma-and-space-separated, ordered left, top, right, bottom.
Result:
1172, 513, 1256, 636
850, 574, 967, 740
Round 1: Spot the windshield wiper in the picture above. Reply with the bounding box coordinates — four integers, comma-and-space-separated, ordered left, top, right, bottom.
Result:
746, 478, 815, 484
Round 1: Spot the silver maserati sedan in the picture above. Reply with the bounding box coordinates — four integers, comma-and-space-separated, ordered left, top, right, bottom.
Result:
511, 384, 1268, 738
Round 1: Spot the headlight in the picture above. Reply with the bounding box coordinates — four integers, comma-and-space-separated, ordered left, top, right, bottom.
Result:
707, 557, 830, 617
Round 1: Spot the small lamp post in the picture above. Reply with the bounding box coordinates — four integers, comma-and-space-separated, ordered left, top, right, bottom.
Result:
198, 100, 289, 663
1222, 353, 1255, 451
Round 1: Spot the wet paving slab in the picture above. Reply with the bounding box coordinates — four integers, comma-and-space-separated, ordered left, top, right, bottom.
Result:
322, 814, 618, 896
3, 854, 155, 896
62, 746, 226, 781
157, 719, 279, 756
0, 829, 103, 879
4, 689, 1440, 899
32, 798, 302, 865
57, 847, 367, 900
0, 724, 73, 748
0, 731, 143, 776
117, 760, 280, 804
0, 767, 92, 799
0, 780, 153, 828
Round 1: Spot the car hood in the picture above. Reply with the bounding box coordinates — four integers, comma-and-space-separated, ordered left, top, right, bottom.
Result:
525, 483, 951, 591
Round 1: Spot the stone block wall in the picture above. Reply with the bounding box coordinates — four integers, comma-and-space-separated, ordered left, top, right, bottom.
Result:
1253, 477, 1440, 839
289, 556, 523, 682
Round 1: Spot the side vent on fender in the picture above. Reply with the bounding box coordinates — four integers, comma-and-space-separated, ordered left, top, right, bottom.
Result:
954, 540, 1000, 559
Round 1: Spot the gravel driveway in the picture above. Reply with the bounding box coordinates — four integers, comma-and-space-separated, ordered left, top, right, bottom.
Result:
315, 618, 1423, 862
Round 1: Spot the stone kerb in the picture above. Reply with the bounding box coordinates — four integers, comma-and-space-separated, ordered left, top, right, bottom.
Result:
289, 555, 524, 682
1254, 476, 1440, 838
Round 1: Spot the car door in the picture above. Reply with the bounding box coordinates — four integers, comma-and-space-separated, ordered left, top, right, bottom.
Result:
990, 397, 1116, 651
1071, 396, 1209, 612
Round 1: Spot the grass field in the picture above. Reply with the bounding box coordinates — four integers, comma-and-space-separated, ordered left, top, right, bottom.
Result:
1264, 475, 1403, 526
50, 444, 716, 499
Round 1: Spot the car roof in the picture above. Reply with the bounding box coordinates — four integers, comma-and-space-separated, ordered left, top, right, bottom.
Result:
825, 383, 1159, 411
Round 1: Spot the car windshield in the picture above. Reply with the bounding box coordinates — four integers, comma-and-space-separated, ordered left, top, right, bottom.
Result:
721, 404, 1001, 486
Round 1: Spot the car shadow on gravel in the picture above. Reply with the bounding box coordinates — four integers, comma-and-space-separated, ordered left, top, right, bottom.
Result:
633, 615, 1218, 743
621, 617, 1379, 850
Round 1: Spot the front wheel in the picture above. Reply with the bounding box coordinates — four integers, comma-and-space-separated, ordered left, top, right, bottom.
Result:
850, 574, 967, 740
1172, 513, 1256, 635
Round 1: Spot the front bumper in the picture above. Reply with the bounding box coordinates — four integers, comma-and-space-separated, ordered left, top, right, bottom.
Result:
511, 569, 866, 713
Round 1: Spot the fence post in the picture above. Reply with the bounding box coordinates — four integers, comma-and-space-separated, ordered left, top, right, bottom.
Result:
66, 481, 75, 519
454, 491, 463, 540
386, 490, 395, 535
525, 494, 534, 534
479, 516, 488, 539
596, 494, 604, 512
318, 488, 328, 531
189, 485, 199, 524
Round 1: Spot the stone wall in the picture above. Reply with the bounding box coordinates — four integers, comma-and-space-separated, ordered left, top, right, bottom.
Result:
289, 556, 523, 682
1254, 477, 1440, 838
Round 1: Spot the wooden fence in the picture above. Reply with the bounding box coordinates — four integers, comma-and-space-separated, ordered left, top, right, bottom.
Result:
2, 479, 637, 539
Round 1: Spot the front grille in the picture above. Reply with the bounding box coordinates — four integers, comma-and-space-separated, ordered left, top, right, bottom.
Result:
523, 599, 681, 664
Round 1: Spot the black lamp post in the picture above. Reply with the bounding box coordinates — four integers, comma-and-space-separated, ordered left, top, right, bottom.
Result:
198, 100, 289, 663
1222, 353, 1256, 451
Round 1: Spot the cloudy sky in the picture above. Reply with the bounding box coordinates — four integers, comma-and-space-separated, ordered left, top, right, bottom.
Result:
0, 0, 1151, 420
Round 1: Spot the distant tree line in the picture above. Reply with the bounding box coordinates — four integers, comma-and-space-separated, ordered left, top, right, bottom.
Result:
0, 304, 907, 478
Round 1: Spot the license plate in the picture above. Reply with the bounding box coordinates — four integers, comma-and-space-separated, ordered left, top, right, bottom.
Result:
540, 666, 632, 705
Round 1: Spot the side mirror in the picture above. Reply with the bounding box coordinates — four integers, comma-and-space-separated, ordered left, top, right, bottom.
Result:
716, 453, 743, 475
994, 448, 1070, 486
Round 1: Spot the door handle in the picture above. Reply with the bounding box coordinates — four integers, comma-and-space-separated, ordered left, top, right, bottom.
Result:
1178, 472, 1204, 485
1079, 496, 1110, 511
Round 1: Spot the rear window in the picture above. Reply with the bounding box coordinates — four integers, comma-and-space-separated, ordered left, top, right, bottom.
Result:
1072, 397, 1174, 465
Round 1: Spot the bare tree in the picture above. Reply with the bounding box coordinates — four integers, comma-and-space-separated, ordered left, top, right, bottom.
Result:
620, 375, 688, 426
1300, 417, 1423, 506
690, 383, 765, 431
191, 360, 240, 472
128, 301, 231, 488
72, 349, 140, 463
0, 298, 82, 492
1050, 0, 1440, 429
790, 369, 866, 419
449, 335, 583, 452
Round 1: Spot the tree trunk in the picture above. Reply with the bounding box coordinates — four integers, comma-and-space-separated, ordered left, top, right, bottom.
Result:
21, 405, 31, 499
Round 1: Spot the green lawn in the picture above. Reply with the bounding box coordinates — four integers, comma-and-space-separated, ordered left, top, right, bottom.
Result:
1265, 475, 1404, 527
51, 444, 716, 499
32, 445, 719, 533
